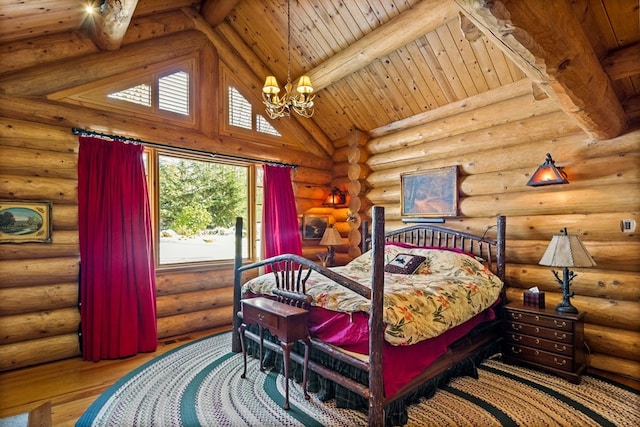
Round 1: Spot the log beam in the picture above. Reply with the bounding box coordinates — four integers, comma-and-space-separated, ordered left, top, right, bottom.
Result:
0, 31, 209, 96
0, 95, 333, 170
200, 0, 239, 26
89, 0, 139, 51
304, 0, 459, 92
453, 0, 627, 139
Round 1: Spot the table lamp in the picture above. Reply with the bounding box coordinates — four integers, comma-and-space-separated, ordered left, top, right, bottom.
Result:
538, 228, 596, 314
319, 226, 343, 267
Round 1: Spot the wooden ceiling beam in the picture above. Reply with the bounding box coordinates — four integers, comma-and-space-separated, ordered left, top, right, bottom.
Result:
304, 0, 460, 92
200, 0, 239, 26
90, 0, 139, 51
453, 0, 627, 140
602, 42, 640, 81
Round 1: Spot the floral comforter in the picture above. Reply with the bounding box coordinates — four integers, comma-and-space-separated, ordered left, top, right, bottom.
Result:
242, 244, 504, 346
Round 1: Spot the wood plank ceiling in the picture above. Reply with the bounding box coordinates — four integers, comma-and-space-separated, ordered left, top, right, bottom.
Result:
0, 0, 638, 150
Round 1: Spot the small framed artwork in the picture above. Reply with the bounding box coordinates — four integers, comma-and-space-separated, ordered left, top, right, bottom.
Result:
303, 215, 329, 240
401, 166, 458, 217
0, 200, 52, 243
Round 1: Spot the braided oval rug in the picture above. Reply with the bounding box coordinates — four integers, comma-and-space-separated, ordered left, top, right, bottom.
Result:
77, 332, 639, 427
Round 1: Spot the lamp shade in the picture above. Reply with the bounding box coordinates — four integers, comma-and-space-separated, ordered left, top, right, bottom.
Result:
319, 227, 343, 246
296, 75, 314, 94
526, 153, 569, 187
322, 187, 346, 207
539, 230, 596, 268
263, 76, 280, 94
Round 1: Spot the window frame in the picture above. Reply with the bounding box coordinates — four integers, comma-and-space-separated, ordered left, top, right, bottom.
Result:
146, 147, 258, 271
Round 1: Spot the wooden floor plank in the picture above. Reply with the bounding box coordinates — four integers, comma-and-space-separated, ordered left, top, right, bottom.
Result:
0, 326, 230, 426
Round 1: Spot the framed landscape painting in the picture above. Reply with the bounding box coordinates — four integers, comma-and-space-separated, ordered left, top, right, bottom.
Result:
401, 167, 458, 217
0, 200, 52, 243
303, 215, 328, 240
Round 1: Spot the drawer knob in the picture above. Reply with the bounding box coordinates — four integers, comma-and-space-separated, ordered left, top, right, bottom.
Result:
554, 332, 567, 340
535, 315, 539, 321
555, 344, 567, 352
511, 334, 521, 342
511, 313, 522, 320
554, 358, 567, 366
511, 346, 521, 354
554, 320, 567, 328
511, 324, 521, 331
535, 338, 540, 344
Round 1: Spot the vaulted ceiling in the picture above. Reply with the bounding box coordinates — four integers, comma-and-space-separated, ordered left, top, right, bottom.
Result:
1, 0, 638, 155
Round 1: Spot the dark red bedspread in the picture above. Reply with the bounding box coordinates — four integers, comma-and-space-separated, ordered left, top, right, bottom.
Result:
308, 305, 497, 397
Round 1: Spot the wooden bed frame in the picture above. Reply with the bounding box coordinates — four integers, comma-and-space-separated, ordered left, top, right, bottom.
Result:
232, 206, 506, 426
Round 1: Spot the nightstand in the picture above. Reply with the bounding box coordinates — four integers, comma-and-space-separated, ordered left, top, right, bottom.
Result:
239, 297, 311, 409
503, 302, 586, 383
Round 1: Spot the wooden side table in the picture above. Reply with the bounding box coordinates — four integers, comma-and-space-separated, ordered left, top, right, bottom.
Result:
503, 302, 586, 383
239, 297, 311, 409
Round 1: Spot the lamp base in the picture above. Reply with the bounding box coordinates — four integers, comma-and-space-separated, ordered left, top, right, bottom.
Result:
555, 302, 579, 314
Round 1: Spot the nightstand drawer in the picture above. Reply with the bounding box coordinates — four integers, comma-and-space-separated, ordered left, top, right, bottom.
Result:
505, 344, 575, 372
505, 332, 573, 356
506, 322, 574, 343
505, 310, 573, 331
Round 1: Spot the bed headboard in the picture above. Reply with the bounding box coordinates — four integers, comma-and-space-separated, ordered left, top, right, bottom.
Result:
360, 216, 506, 282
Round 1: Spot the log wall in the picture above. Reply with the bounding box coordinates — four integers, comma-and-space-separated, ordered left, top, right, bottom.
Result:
0, 11, 638, 384
364, 85, 640, 380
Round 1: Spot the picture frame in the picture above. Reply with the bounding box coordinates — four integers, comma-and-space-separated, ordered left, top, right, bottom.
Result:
401, 166, 458, 217
302, 215, 329, 240
0, 200, 52, 243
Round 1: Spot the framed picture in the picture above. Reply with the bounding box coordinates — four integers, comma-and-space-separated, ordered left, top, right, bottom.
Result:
401, 166, 458, 217
0, 200, 52, 243
302, 215, 329, 240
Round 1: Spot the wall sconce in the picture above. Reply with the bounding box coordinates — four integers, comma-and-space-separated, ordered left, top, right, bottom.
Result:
539, 228, 596, 314
526, 153, 569, 187
322, 187, 347, 207
319, 226, 343, 267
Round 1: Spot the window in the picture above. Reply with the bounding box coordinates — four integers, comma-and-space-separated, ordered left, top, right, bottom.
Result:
56, 59, 195, 126
228, 86, 281, 136
149, 150, 257, 266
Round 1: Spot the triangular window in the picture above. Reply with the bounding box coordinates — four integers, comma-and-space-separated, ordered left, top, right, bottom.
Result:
51, 58, 195, 126
108, 83, 151, 107
228, 85, 281, 137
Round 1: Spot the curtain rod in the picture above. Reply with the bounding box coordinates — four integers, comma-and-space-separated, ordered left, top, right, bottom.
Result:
71, 128, 297, 169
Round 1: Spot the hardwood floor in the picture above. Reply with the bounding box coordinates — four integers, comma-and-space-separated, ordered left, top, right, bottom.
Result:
1, 325, 638, 426
0, 326, 231, 426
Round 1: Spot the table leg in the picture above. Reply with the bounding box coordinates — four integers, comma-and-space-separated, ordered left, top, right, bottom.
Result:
302, 338, 310, 400
280, 341, 294, 410
238, 323, 247, 379
258, 326, 264, 372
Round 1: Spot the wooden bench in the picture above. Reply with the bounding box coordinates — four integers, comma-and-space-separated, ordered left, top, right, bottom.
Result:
238, 297, 311, 410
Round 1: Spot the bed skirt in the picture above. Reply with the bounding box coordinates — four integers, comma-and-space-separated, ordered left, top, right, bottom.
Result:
243, 321, 502, 426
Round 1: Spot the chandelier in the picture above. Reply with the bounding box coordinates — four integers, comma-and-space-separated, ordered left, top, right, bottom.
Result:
262, 0, 315, 119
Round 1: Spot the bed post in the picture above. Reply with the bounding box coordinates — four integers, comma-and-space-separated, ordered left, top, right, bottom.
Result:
231, 216, 243, 353
496, 215, 506, 283
368, 206, 385, 426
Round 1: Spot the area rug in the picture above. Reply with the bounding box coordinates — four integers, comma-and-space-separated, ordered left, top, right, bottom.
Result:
76, 331, 639, 426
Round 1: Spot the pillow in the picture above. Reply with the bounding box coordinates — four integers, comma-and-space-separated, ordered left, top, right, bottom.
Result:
384, 253, 426, 274
385, 241, 486, 263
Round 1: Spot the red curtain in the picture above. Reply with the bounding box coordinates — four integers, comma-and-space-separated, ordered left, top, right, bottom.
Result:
78, 136, 157, 361
262, 164, 302, 258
